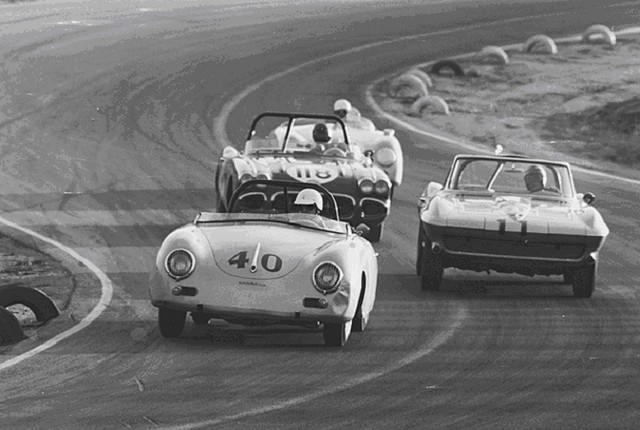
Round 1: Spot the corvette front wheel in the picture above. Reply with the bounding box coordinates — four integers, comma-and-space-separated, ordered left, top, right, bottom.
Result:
323, 320, 352, 347
158, 308, 186, 338
571, 263, 597, 298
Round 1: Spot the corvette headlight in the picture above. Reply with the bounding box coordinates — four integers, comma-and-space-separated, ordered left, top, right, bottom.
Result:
313, 262, 342, 294
374, 180, 390, 196
374, 147, 396, 167
239, 174, 253, 184
165, 249, 195, 280
359, 179, 374, 194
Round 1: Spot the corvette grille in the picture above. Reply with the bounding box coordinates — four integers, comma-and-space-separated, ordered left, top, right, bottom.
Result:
334, 195, 355, 219
360, 198, 387, 219
443, 235, 586, 259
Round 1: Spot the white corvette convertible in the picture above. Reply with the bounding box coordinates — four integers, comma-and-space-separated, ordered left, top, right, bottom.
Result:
416, 154, 609, 298
149, 180, 378, 346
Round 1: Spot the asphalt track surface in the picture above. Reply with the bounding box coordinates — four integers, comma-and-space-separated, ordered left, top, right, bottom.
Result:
0, 1, 639, 429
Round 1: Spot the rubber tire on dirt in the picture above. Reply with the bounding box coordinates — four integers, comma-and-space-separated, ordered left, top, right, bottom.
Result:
323, 320, 352, 347
191, 312, 211, 325
416, 224, 425, 276
0, 284, 59, 323
368, 223, 384, 243
420, 240, 444, 291
572, 263, 597, 298
352, 310, 368, 333
429, 59, 465, 76
0, 306, 25, 345
158, 308, 187, 338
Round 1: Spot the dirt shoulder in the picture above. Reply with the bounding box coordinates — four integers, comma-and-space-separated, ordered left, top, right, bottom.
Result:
373, 28, 640, 181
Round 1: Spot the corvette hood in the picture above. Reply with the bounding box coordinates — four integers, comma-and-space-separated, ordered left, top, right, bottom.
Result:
427, 194, 595, 235
200, 223, 338, 280
239, 155, 387, 186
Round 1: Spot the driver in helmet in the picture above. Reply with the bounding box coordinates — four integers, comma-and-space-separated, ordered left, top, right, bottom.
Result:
293, 188, 323, 215
524, 165, 548, 193
333, 99, 352, 120
310, 123, 333, 154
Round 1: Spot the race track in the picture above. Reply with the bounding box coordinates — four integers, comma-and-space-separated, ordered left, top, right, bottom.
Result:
1, 1, 639, 428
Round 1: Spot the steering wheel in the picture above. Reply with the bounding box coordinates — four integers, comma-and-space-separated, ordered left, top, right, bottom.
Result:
323, 145, 348, 157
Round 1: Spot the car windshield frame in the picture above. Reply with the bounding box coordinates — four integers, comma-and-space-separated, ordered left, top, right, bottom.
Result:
195, 212, 348, 235
244, 112, 351, 156
445, 156, 576, 198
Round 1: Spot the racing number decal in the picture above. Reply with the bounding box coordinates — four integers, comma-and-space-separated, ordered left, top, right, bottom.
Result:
228, 251, 282, 272
285, 164, 338, 184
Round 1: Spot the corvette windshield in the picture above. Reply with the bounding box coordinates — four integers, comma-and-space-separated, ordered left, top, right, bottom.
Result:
196, 212, 347, 234
450, 158, 573, 197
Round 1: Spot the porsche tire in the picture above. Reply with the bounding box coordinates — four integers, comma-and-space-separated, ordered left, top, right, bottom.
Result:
323, 320, 352, 347
158, 308, 186, 338
0, 306, 25, 345
352, 308, 368, 333
420, 241, 443, 291
368, 223, 384, 243
191, 312, 211, 325
571, 263, 596, 298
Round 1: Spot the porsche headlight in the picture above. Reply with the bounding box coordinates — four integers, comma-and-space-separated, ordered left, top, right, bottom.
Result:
374, 180, 390, 196
374, 147, 397, 167
165, 249, 195, 280
359, 179, 374, 194
313, 262, 342, 294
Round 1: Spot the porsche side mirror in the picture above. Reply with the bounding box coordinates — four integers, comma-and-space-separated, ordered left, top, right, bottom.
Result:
583, 192, 595, 205
354, 223, 370, 236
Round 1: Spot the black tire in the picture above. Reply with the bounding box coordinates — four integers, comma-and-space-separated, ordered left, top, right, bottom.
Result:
562, 272, 573, 285
0, 306, 25, 345
191, 312, 211, 325
323, 320, 352, 347
158, 308, 186, 338
416, 224, 425, 276
572, 263, 597, 298
430, 59, 465, 76
0, 284, 59, 323
368, 223, 384, 243
420, 241, 444, 291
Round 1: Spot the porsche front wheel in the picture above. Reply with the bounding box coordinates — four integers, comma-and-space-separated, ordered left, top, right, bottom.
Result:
323, 320, 352, 347
416, 225, 425, 276
571, 263, 596, 298
420, 241, 443, 291
158, 308, 186, 338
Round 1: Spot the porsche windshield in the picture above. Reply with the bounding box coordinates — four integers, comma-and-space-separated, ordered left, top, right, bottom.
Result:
449, 158, 574, 197
195, 212, 347, 234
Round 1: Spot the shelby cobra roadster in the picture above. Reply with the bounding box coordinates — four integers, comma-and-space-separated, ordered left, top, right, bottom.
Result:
149, 180, 378, 346
416, 155, 609, 298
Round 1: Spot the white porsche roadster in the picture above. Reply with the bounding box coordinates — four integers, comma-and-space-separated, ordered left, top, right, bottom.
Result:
149, 180, 378, 346
416, 154, 609, 298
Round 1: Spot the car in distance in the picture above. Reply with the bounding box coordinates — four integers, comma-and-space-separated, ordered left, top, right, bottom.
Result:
416, 154, 609, 298
214, 112, 393, 242
149, 179, 378, 347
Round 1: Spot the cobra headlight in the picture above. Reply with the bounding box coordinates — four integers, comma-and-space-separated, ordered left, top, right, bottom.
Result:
374, 147, 397, 167
313, 262, 342, 294
359, 179, 374, 194
165, 249, 195, 280
374, 180, 390, 196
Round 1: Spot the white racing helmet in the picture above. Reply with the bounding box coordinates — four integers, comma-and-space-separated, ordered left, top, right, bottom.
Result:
294, 188, 323, 211
333, 99, 352, 114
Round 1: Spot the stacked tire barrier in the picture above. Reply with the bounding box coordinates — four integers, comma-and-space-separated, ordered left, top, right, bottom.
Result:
0, 284, 59, 345
386, 24, 620, 120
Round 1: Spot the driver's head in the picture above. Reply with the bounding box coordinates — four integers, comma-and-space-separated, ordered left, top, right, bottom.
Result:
524, 165, 547, 192
312, 123, 332, 144
294, 188, 323, 214
333, 99, 352, 119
